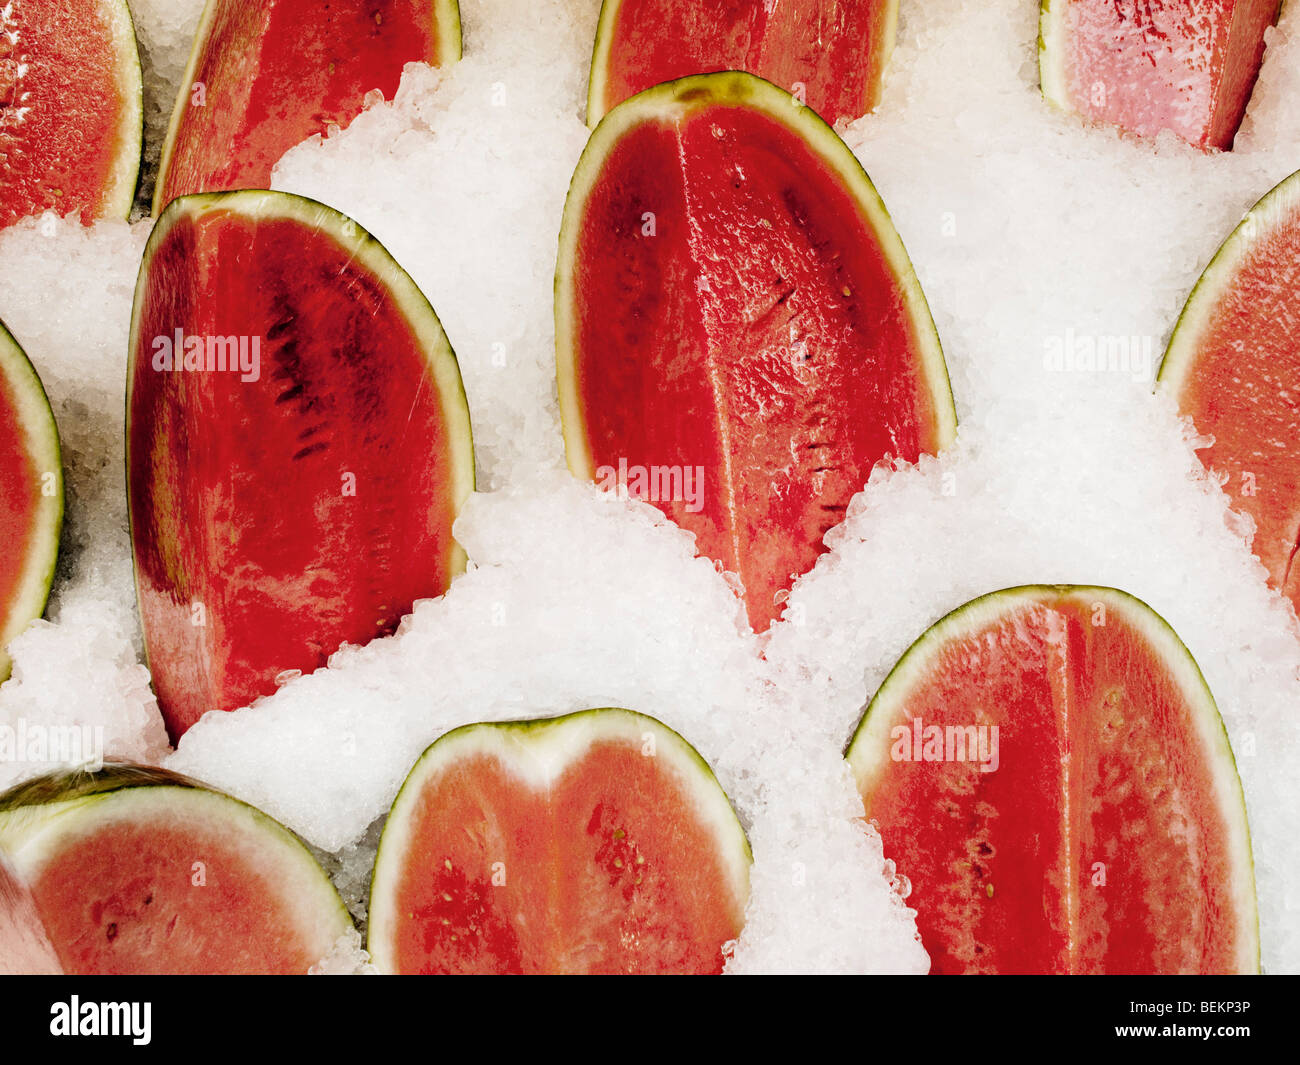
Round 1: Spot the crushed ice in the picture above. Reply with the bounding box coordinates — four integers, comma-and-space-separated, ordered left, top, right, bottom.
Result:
0, 0, 1296, 973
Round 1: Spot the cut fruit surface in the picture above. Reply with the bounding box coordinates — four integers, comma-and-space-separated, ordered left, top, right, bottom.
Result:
0, 764, 352, 974
1039, 0, 1279, 150
0, 0, 143, 227
557, 72, 955, 633
588, 0, 897, 127
0, 320, 63, 681
368, 708, 751, 974
1158, 169, 1300, 610
153, 0, 461, 212
128, 189, 474, 741
846, 586, 1257, 974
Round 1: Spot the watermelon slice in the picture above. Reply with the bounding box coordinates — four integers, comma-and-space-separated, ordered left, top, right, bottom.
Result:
1159, 170, 1300, 610
0, 763, 353, 974
0, 320, 62, 681
556, 72, 956, 633
845, 586, 1258, 975
0, 0, 142, 227
1039, 0, 1280, 151
153, 0, 462, 213
368, 708, 751, 974
588, 0, 897, 127
128, 189, 475, 741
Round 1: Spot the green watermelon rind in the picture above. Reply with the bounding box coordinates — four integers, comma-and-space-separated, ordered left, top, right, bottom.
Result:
367, 706, 753, 974
152, 0, 463, 217
556, 70, 958, 483
0, 321, 63, 683
437, 0, 464, 65
0, 763, 354, 971
584, 1, 902, 129
126, 188, 477, 683
844, 584, 1260, 974
1156, 167, 1300, 398
584, 0, 621, 127
1036, 0, 1070, 114
153, 0, 227, 217
95, 0, 144, 220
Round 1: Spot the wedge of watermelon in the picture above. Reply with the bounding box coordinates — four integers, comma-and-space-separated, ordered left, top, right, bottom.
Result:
0, 763, 353, 974
1039, 0, 1280, 151
845, 586, 1258, 974
588, 0, 897, 127
1159, 170, 1300, 610
153, 0, 461, 213
0, 320, 62, 681
128, 189, 475, 741
557, 72, 955, 633
0, 0, 142, 227
368, 708, 751, 974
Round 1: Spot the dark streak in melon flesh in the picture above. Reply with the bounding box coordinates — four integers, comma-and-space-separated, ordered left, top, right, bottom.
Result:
560, 76, 952, 631
128, 194, 471, 741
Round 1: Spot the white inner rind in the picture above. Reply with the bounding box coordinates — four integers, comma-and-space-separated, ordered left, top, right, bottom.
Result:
1037, 0, 1070, 111
99, 0, 144, 218
368, 707, 752, 973
435, 0, 464, 65
845, 584, 1260, 974
1157, 169, 1300, 398
127, 188, 477, 589
0, 325, 62, 681
556, 70, 957, 484
150, 0, 219, 217
0, 784, 352, 967
584, 0, 622, 128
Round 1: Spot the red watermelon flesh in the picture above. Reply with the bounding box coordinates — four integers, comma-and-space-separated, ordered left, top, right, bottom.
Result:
367, 709, 752, 975
1159, 170, 1300, 610
153, 0, 461, 213
0, 765, 352, 974
0, 0, 142, 227
845, 586, 1257, 974
1039, 0, 1279, 151
0, 321, 62, 682
588, 0, 897, 127
128, 190, 474, 741
557, 73, 955, 633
